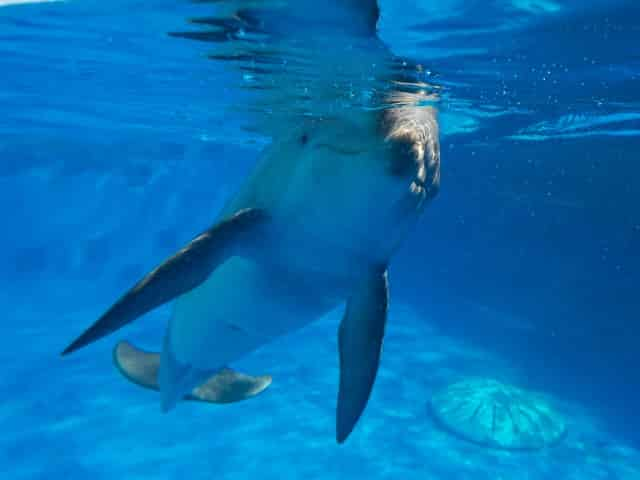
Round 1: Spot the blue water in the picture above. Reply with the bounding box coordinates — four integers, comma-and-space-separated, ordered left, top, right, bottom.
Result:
1, 0, 639, 478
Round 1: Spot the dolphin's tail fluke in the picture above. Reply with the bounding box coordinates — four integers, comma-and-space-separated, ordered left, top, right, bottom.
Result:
113, 340, 272, 403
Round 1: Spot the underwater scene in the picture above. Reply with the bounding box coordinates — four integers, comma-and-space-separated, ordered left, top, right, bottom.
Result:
1, 0, 639, 478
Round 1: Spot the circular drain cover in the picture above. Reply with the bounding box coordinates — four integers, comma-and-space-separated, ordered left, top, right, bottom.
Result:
430, 378, 566, 450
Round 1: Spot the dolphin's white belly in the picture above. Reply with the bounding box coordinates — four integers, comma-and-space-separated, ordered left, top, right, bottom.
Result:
166, 156, 398, 372
168, 255, 341, 370
167, 116, 424, 374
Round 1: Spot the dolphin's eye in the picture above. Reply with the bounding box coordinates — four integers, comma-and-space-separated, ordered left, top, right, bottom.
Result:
387, 137, 418, 177
300, 133, 309, 145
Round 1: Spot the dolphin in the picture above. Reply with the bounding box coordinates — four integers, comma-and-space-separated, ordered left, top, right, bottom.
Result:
62, 0, 441, 443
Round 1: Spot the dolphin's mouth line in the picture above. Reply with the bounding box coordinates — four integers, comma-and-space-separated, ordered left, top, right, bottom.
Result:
225, 321, 278, 342
225, 322, 262, 338
315, 143, 366, 156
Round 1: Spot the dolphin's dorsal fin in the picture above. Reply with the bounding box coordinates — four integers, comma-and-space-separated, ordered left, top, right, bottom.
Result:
61, 208, 269, 356
336, 267, 388, 443
112, 341, 272, 403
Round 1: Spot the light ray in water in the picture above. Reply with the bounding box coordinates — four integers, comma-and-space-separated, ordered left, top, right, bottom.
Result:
510, 111, 640, 141
0, 0, 61, 5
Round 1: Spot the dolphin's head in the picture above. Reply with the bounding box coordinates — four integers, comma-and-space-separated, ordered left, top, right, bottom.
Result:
382, 102, 441, 205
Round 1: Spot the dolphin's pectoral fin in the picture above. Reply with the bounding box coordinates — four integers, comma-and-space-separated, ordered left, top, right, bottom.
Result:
336, 267, 389, 444
112, 341, 272, 403
61, 208, 269, 356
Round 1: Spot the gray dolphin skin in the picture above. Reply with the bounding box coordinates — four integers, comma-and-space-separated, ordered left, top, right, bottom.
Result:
62, 0, 441, 443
